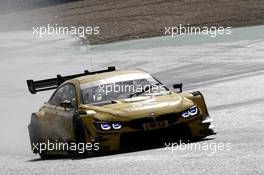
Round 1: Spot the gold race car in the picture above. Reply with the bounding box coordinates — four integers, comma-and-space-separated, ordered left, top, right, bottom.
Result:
27, 67, 214, 158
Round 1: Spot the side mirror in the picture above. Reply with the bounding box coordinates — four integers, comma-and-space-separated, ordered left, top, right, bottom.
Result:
60, 100, 74, 109
86, 110, 96, 117
173, 83, 183, 93
78, 110, 96, 117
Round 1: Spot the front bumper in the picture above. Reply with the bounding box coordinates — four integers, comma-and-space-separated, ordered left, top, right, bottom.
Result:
92, 115, 214, 152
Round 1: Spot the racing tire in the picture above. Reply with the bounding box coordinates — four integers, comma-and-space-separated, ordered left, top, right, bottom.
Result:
29, 114, 50, 159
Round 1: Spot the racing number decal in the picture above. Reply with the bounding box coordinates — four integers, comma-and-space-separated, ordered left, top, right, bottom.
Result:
143, 120, 168, 130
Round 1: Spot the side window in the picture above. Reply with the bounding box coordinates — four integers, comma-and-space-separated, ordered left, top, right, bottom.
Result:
49, 84, 77, 107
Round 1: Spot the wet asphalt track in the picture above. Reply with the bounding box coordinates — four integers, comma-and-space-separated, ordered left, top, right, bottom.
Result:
0, 26, 264, 174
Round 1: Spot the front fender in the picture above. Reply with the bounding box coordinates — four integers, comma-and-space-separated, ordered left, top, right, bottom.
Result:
182, 91, 210, 120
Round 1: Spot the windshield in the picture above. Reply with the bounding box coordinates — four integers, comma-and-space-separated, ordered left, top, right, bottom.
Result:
80, 73, 169, 104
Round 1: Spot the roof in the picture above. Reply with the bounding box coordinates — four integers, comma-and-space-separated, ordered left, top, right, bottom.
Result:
75, 69, 149, 84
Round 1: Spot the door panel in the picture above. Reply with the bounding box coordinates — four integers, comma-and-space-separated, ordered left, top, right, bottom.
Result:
42, 83, 77, 143
53, 106, 75, 142
40, 104, 61, 142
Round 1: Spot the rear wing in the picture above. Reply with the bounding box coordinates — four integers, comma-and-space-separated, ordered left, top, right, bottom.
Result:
26, 66, 116, 94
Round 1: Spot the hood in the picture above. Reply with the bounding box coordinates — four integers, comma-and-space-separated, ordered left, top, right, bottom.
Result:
80, 93, 194, 121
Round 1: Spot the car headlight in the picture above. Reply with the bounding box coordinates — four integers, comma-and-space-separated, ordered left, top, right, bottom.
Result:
181, 106, 199, 118
181, 111, 190, 118
189, 106, 198, 116
96, 122, 122, 131
100, 123, 111, 130
112, 123, 122, 130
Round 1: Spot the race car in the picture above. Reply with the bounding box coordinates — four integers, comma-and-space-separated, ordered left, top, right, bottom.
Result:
27, 66, 214, 158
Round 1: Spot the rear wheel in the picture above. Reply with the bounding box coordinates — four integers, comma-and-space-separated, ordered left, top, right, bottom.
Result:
29, 114, 51, 159
39, 151, 49, 159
